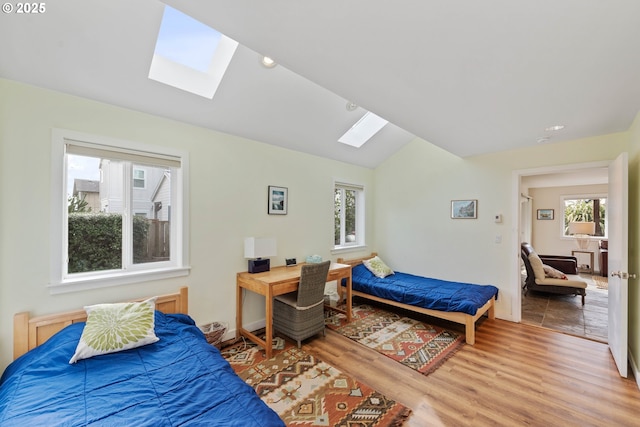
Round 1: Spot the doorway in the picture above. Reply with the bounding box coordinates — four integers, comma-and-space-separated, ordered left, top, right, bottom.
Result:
514, 161, 610, 342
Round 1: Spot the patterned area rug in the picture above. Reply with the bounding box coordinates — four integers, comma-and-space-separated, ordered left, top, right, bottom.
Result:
325, 302, 464, 376
592, 275, 608, 289
222, 337, 411, 426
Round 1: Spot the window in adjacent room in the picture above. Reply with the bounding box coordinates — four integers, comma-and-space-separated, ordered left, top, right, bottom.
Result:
334, 182, 365, 248
51, 129, 190, 293
562, 195, 607, 238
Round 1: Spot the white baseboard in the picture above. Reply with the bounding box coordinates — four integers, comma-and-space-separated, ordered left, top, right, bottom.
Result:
223, 318, 265, 343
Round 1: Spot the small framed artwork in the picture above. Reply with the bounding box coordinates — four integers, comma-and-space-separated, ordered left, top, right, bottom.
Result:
451, 199, 477, 219
537, 209, 554, 220
268, 186, 288, 215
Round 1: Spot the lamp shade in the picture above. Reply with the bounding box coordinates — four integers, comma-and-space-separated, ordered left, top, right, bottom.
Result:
569, 222, 596, 235
244, 237, 277, 259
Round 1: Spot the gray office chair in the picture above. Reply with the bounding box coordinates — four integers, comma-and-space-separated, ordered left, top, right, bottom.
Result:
272, 260, 331, 348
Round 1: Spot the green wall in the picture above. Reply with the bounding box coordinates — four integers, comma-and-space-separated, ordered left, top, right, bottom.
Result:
0, 79, 374, 369
1, 77, 638, 384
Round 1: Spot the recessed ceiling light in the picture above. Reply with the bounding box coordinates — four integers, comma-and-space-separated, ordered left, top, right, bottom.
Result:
261, 56, 277, 68
545, 125, 565, 131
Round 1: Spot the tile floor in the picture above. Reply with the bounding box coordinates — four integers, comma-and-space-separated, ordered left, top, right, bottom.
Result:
521, 274, 608, 343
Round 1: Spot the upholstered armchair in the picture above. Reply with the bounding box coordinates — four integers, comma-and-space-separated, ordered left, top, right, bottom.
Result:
521, 242, 586, 305
273, 261, 331, 347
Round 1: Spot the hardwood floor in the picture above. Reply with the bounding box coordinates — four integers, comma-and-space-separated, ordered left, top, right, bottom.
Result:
302, 317, 640, 427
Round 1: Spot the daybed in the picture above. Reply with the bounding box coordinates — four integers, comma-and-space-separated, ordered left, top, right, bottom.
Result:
521, 242, 587, 305
1, 287, 284, 427
336, 254, 498, 345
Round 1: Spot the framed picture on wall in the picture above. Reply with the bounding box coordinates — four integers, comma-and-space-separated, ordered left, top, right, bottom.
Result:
451, 199, 477, 219
268, 185, 288, 215
537, 209, 554, 220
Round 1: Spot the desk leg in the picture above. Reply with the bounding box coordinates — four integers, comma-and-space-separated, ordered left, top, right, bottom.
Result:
264, 288, 273, 359
236, 283, 242, 339
345, 273, 352, 321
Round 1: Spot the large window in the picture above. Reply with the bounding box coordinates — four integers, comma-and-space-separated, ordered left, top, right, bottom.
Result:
334, 182, 365, 248
562, 196, 607, 237
51, 129, 189, 293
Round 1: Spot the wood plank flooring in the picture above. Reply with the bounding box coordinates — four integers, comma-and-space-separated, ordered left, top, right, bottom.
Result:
302, 317, 640, 427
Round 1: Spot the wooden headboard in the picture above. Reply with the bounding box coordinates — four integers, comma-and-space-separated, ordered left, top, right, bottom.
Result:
337, 252, 377, 267
13, 286, 189, 360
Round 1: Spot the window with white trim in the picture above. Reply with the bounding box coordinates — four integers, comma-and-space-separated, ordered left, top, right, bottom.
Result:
51, 129, 189, 293
562, 195, 607, 238
133, 168, 146, 189
334, 182, 365, 248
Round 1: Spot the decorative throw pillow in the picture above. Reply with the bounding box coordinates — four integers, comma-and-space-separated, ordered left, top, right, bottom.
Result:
528, 252, 546, 281
363, 256, 394, 278
543, 264, 568, 280
69, 297, 158, 364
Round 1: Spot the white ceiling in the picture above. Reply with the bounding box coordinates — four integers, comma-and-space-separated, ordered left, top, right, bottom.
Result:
1, 0, 639, 168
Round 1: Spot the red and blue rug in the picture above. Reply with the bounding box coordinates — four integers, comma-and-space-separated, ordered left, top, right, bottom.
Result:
325, 302, 465, 376
223, 337, 411, 426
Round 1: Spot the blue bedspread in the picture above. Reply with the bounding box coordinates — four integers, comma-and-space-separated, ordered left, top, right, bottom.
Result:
0, 312, 284, 427
350, 264, 499, 315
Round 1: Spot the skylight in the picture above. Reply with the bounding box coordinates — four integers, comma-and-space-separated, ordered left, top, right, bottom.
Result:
338, 112, 389, 148
148, 6, 238, 99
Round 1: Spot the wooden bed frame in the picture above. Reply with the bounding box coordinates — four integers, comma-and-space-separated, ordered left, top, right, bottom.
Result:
13, 286, 189, 360
336, 254, 495, 345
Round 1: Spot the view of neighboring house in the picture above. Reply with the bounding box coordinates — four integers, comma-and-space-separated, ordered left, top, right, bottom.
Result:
73, 163, 171, 221
151, 170, 171, 222
97, 159, 170, 221
72, 179, 100, 212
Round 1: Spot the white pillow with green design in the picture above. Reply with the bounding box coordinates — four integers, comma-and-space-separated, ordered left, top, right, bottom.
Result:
69, 297, 158, 364
363, 256, 394, 278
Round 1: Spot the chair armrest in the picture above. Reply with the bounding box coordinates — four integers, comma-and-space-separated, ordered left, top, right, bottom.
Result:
539, 255, 578, 274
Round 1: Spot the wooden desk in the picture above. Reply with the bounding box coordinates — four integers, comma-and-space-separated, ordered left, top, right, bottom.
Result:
236, 262, 352, 358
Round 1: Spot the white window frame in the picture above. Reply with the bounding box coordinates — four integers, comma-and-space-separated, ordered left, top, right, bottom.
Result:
50, 129, 190, 294
133, 168, 146, 189
333, 181, 366, 252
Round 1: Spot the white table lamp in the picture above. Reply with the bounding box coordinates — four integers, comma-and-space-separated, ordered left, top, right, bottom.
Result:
569, 222, 595, 250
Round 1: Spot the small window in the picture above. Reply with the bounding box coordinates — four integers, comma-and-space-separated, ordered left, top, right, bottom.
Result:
334, 182, 365, 248
562, 196, 607, 237
133, 169, 146, 188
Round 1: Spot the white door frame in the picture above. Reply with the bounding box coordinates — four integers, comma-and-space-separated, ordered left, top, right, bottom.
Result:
511, 160, 611, 323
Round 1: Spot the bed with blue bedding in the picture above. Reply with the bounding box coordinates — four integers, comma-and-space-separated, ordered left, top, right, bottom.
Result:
337, 254, 499, 345
1, 288, 284, 427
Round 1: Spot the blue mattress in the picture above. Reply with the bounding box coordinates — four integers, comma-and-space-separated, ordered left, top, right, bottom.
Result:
349, 264, 499, 315
0, 312, 284, 427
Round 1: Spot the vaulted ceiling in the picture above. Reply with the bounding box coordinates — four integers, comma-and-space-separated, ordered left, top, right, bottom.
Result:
1, 0, 639, 168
